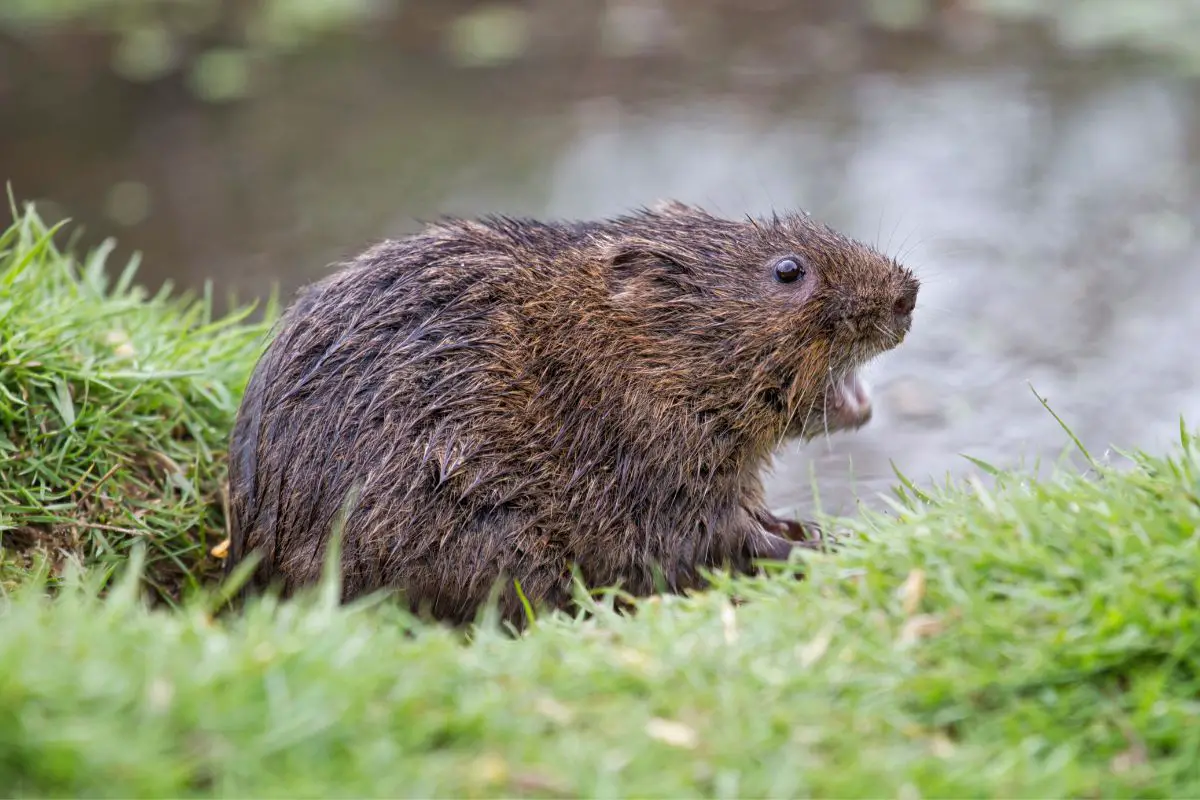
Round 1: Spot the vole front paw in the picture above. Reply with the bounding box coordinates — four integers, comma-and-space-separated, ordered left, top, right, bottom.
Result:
753, 509, 838, 553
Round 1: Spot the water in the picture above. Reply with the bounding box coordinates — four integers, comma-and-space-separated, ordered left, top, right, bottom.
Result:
3, 10, 1198, 518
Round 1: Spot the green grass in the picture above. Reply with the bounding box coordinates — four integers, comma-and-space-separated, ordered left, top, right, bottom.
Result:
0, 199, 274, 598
2, 200, 1200, 797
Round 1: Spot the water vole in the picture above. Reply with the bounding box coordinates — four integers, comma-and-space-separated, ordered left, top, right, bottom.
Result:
226, 201, 919, 623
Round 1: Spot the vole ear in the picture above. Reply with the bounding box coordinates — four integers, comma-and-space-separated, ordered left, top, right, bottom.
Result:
605, 237, 700, 304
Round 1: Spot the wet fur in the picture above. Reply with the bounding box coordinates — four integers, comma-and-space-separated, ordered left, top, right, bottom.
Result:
226, 202, 919, 624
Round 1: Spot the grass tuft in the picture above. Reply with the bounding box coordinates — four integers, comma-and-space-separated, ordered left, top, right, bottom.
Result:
0, 200, 275, 600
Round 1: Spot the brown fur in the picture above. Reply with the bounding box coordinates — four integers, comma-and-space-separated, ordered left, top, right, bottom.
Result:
225, 201, 919, 624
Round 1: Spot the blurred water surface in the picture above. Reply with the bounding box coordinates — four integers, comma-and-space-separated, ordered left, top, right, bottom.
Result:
2, 2, 1198, 515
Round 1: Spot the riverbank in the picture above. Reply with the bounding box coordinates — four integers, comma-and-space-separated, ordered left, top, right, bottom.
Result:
2, 204, 1198, 797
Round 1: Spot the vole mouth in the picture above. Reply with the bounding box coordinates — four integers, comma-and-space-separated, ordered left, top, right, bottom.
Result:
825, 370, 872, 433
780, 367, 875, 440
787, 369, 871, 439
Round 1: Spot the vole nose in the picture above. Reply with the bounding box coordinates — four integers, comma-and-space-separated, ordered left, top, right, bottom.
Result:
893, 283, 917, 319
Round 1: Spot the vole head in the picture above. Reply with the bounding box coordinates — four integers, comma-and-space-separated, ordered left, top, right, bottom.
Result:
603, 201, 919, 443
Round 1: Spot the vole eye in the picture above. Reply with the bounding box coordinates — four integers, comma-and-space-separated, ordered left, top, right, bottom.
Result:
773, 257, 805, 284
